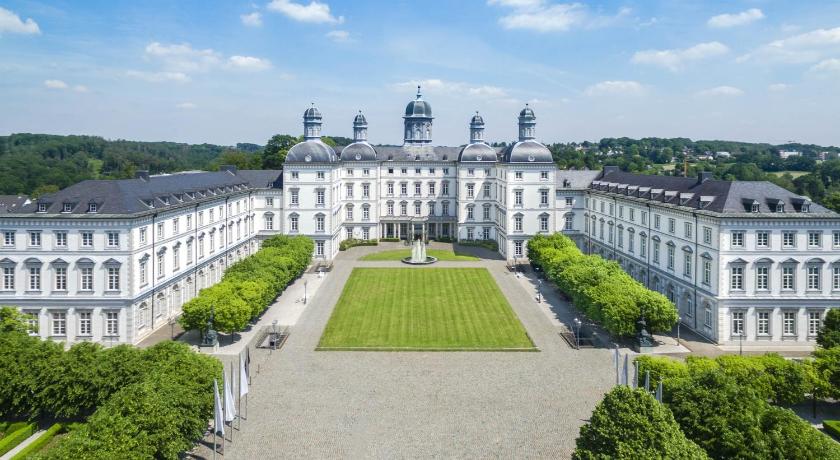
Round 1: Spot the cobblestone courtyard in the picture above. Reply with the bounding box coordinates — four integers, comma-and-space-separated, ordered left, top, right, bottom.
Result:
221, 245, 615, 459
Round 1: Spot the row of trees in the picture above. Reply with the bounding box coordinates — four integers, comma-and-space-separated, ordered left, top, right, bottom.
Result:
575, 353, 840, 459
527, 233, 677, 336
179, 235, 313, 335
0, 330, 222, 459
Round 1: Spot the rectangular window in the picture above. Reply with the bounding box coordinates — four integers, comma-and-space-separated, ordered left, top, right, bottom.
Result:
654, 214, 660, 229
3, 231, 14, 246
414, 202, 421, 216
346, 184, 354, 199
514, 171, 523, 180
757, 311, 769, 335
363, 168, 370, 176
483, 184, 491, 198
317, 171, 325, 180
703, 260, 712, 285
290, 216, 299, 232
483, 206, 490, 221
834, 266, 840, 290
667, 245, 675, 270
51, 312, 66, 336
467, 184, 474, 198
157, 222, 164, 238
653, 242, 660, 264
703, 227, 712, 245
540, 170, 548, 180
316, 216, 325, 232
467, 206, 474, 220
783, 231, 796, 248
540, 216, 549, 232
640, 238, 647, 257
106, 311, 119, 336
29, 267, 41, 290
140, 227, 147, 245
730, 266, 744, 290
782, 266, 795, 290
684, 253, 692, 277
731, 232, 744, 248
540, 190, 549, 206
514, 240, 523, 257
346, 227, 353, 239
346, 168, 353, 177
704, 306, 713, 327
265, 197, 274, 208
467, 227, 474, 240
442, 201, 449, 216
172, 218, 179, 235
3, 267, 14, 290
807, 266, 821, 290
609, 203, 614, 216
316, 190, 325, 206
363, 206, 370, 220
756, 266, 769, 290
81, 232, 93, 248
756, 231, 769, 248
629, 208, 635, 221
363, 227, 370, 240
565, 197, 573, 207
783, 311, 796, 336
809, 231, 821, 247
834, 231, 840, 248
809, 311, 822, 336
668, 218, 675, 234
107, 232, 119, 248
618, 206, 624, 218
78, 311, 92, 336
732, 311, 744, 335
400, 202, 407, 216
81, 267, 93, 290
140, 260, 147, 285
29, 231, 41, 247
684, 222, 693, 239
641, 211, 648, 225
564, 215, 573, 231
173, 247, 180, 270
54, 267, 67, 291
363, 184, 370, 198
265, 214, 274, 230
55, 232, 67, 247
514, 190, 523, 206
316, 241, 325, 256
514, 216, 523, 232
400, 183, 407, 196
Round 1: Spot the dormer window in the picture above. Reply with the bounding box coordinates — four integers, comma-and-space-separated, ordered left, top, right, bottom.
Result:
37, 203, 47, 213
776, 203, 785, 213
802, 203, 810, 213
751, 203, 760, 213
161, 197, 170, 205
88, 203, 97, 213
62, 203, 73, 213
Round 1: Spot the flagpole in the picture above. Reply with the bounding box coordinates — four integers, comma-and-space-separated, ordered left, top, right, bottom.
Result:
230, 363, 235, 441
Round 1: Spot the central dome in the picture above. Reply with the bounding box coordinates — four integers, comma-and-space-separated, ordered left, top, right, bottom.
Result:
404, 86, 432, 118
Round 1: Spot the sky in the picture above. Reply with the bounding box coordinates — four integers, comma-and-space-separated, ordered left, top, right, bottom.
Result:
1, 0, 840, 147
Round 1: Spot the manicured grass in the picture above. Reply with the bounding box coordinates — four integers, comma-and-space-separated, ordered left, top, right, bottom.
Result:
771, 170, 810, 178
360, 248, 479, 261
317, 268, 536, 351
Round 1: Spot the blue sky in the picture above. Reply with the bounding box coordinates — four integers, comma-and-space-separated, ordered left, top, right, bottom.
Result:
1, 0, 840, 146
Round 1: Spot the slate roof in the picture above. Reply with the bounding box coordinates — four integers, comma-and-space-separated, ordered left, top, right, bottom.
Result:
7, 169, 282, 216
593, 169, 836, 216
556, 170, 600, 189
0, 195, 30, 213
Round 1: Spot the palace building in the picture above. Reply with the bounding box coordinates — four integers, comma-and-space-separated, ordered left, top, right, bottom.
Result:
1, 88, 837, 349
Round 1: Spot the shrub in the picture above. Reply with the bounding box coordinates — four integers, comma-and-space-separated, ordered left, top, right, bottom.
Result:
0, 423, 36, 456
432, 236, 452, 243
339, 238, 378, 250
573, 386, 708, 460
10, 423, 63, 460
380, 237, 400, 242
180, 235, 313, 334
528, 233, 677, 336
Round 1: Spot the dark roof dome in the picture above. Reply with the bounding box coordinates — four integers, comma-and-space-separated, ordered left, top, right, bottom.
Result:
459, 143, 497, 162
285, 140, 337, 163
340, 142, 377, 161
304, 105, 322, 119
404, 86, 432, 118
519, 104, 535, 118
502, 140, 552, 163
353, 111, 367, 125
470, 112, 484, 124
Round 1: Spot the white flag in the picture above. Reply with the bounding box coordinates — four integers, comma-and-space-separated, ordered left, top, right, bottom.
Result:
239, 353, 249, 397
213, 379, 225, 436
224, 365, 236, 422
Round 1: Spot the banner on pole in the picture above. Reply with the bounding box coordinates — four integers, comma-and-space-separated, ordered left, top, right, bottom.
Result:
224, 365, 237, 423
213, 379, 225, 436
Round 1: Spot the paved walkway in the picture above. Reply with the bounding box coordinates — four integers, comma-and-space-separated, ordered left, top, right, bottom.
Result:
191, 244, 616, 459
1, 429, 45, 460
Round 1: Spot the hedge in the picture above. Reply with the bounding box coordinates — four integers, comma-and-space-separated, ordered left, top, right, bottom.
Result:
528, 233, 677, 336
0, 423, 36, 456
457, 239, 498, 251
824, 420, 840, 440
179, 235, 313, 334
339, 238, 378, 251
10, 423, 63, 460
380, 237, 400, 242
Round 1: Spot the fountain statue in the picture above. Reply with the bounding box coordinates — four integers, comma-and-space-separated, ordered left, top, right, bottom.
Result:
402, 238, 437, 265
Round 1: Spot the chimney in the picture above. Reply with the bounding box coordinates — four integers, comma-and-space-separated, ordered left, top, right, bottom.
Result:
219, 165, 238, 174
135, 170, 150, 181
697, 171, 713, 184
602, 165, 620, 177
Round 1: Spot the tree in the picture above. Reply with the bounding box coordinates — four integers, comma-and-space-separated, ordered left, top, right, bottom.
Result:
573, 386, 708, 460
761, 406, 840, 459
261, 134, 297, 169
817, 309, 840, 349
0, 306, 33, 334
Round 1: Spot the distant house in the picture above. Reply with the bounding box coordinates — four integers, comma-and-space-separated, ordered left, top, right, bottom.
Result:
779, 150, 801, 159
715, 151, 731, 158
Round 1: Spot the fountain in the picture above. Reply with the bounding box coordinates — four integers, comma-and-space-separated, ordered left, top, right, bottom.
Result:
402, 238, 437, 265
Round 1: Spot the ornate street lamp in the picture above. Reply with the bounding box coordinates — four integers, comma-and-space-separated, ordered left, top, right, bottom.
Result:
574, 318, 582, 349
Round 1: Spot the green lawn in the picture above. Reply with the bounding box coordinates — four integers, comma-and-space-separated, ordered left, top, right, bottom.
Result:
360, 248, 479, 261
317, 268, 536, 351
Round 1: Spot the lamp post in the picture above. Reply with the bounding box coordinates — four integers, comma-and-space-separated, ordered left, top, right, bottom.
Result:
574, 318, 582, 350
304, 280, 308, 305
739, 330, 744, 356
169, 317, 176, 340
676, 316, 681, 346
537, 279, 543, 303
271, 320, 278, 354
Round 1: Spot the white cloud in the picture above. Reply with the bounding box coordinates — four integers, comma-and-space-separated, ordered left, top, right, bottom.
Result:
632, 41, 729, 71
584, 80, 646, 96
267, 0, 343, 24
696, 86, 743, 97
739, 26, 840, 64
768, 83, 790, 92
44, 80, 68, 89
488, 1, 628, 32
241, 12, 262, 27
176, 102, 197, 109
0, 7, 40, 35
810, 58, 840, 75
707, 8, 764, 28
126, 70, 191, 83
73, 85, 89, 93
144, 42, 221, 73
392, 79, 509, 99
325, 30, 350, 42
227, 55, 272, 71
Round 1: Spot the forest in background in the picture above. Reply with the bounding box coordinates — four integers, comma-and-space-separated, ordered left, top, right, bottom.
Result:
1, 133, 838, 212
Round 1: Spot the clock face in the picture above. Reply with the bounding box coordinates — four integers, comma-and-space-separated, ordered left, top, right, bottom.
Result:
304, 155, 312, 162
476, 154, 482, 161
528, 155, 536, 162
355, 153, 362, 160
